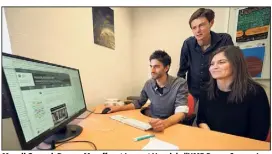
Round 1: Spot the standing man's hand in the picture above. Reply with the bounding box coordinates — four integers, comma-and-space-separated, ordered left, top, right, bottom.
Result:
199, 123, 211, 130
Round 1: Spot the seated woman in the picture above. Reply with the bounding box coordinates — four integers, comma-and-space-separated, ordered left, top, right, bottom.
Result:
197, 45, 270, 141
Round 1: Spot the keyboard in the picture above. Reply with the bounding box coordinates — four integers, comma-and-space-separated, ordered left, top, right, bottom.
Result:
110, 115, 152, 131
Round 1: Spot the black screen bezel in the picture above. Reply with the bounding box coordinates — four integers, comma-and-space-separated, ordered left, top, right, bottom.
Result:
2, 53, 87, 150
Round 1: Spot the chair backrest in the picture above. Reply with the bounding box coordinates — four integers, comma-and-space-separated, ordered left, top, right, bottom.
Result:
187, 93, 195, 116
266, 129, 270, 142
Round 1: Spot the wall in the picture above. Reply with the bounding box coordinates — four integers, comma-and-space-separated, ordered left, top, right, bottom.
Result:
2, 8, 13, 54
5, 7, 133, 107
5, 7, 270, 105
131, 7, 231, 95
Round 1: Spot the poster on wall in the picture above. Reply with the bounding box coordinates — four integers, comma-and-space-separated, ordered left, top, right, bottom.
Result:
92, 7, 115, 50
236, 7, 271, 43
242, 46, 265, 78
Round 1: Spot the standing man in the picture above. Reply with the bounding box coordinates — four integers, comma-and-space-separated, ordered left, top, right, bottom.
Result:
177, 8, 234, 112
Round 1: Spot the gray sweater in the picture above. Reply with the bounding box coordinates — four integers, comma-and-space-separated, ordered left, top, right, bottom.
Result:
133, 75, 189, 119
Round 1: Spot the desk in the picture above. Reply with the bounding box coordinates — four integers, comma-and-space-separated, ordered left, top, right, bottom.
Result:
56, 105, 270, 150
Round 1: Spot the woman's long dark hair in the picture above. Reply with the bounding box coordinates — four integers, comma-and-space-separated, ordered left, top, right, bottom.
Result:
207, 46, 261, 103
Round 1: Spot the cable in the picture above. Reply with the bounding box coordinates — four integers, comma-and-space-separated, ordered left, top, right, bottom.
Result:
55, 140, 97, 150
89, 109, 110, 115
87, 109, 103, 114
76, 110, 93, 119
86, 109, 95, 113
76, 109, 104, 119
36, 140, 97, 150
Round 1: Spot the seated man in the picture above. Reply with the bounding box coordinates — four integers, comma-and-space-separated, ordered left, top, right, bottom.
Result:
104, 50, 189, 131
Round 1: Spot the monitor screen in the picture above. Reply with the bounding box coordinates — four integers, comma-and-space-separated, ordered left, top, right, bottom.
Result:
2, 53, 87, 149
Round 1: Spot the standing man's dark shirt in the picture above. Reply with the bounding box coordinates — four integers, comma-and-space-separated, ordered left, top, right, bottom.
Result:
177, 31, 234, 98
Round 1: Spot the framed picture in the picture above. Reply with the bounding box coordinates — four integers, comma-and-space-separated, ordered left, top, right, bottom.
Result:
92, 7, 115, 50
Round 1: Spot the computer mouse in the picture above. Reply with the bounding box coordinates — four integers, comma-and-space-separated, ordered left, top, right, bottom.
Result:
101, 107, 111, 114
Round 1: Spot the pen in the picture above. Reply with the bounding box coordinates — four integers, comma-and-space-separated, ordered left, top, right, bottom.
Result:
133, 134, 155, 141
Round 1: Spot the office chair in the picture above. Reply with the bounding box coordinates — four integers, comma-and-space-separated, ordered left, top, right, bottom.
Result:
266, 129, 270, 142
182, 93, 196, 126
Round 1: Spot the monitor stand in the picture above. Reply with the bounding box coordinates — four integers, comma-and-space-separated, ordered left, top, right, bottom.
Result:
44, 125, 83, 144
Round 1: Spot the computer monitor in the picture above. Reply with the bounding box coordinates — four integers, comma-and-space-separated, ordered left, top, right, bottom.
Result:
2, 53, 87, 150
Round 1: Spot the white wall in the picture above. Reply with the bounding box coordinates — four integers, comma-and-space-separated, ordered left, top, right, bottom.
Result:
5, 7, 133, 107
4, 7, 270, 104
131, 7, 230, 95
2, 8, 13, 54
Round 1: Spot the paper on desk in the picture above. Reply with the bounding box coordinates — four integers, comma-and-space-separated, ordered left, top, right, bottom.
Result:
142, 138, 179, 150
